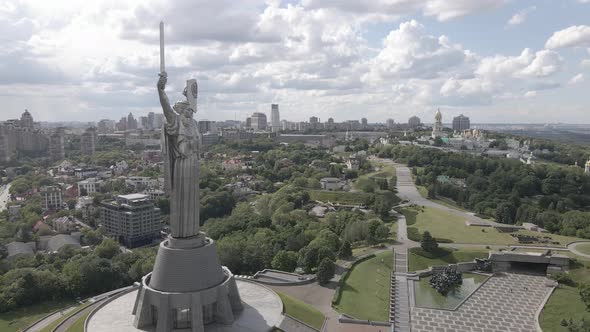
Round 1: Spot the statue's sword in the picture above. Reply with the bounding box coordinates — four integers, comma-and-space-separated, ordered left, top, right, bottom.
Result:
159, 21, 165, 74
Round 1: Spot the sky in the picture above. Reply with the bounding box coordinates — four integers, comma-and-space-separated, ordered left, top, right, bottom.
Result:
0, 0, 589, 124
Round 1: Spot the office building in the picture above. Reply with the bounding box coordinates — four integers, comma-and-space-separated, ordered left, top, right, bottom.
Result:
80, 127, 96, 155
250, 112, 267, 131
452, 114, 471, 131
100, 194, 161, 248
271, 104, 280, 133
49, 128, 65, 161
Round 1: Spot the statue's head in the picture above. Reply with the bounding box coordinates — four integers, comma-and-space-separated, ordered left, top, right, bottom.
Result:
173, 101, 194, 118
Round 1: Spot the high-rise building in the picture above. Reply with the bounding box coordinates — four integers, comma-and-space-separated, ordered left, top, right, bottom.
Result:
139, 116, 149, 129
127, 113, 138, 130
147, 112, 155, 129
309, 116, 319, 130
386, 118, 395, 129
585, 157, 590, 174
49, 128, 65, 161
81, 127, 96, 156
198, 120, 217, 134
41, 186, 63, 211
408, 116, 421, 129
251, 112, 267, 131
361, 117, 368, 127
452, 114, 470, 131
116, 117, 127, 131
20, 110, 34, 129
271, 104, 280, 133
100, 194, 161, 248
153, 114, 164, 129
327, 117, 335, 129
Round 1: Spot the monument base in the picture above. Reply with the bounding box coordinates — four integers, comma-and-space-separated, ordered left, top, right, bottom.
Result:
132, 234, 243, 332
132, 269, 242, 332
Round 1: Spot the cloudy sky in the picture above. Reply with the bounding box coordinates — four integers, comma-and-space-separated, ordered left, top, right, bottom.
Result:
1, 0, 589, 124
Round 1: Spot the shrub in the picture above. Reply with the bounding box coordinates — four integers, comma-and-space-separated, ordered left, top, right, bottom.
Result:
407, 227, 421, 242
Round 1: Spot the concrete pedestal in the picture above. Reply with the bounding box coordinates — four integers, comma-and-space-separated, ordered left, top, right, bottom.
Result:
132, 234, 243, 331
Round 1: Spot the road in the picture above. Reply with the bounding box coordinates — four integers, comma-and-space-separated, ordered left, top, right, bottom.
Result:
567, 241, 590, 259
0, 183, 11, 212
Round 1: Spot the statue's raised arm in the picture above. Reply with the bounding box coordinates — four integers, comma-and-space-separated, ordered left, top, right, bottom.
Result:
157, 72, 176, 124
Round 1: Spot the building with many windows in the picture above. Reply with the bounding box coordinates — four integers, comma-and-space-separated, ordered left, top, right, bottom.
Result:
41, 186, 63, 211
78, 178, 104, 196
100, 194, 161, 248
250, 112, 267, 131
452, 114, 471, 131
80, 127, 97, 155
271, 104, 280, 132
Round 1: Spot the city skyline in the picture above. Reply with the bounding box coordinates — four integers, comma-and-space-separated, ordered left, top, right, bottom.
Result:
1, 1, 589, 123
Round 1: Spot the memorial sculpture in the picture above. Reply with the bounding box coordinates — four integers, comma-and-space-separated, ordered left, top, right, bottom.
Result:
131, 22, 243, 332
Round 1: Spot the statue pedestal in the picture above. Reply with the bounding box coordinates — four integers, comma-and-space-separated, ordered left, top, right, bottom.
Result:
132, 234, 243, 331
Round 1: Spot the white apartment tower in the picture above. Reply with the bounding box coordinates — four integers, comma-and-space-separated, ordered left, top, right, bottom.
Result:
271, 104, 280, 132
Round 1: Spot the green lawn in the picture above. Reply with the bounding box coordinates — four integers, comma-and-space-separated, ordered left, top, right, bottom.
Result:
574, 242, 590, 255
407, 206, 582, 246
408, 247, 490, 271
410, 206, 516, 244
309, 190, 373, 205
0, 300, 75, 332
540, 259, 590, 332
334, 250, 393, 321
275, 291, 325, 330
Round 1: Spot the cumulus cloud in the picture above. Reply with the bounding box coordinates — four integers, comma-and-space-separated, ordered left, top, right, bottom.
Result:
569, 73, 584, 85
302, 0, 507, 21
507, 6, 536, 26
545, 25, 590, 49
365, 20, 470, 81
0, 0, 585, 122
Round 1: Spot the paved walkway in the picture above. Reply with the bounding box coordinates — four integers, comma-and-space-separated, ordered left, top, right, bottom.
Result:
24, 306, 76, 332
389, 203, 416, 332
412, 273, 554, 332
278, 315, 320, 332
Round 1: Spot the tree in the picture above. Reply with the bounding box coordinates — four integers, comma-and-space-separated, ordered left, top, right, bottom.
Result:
372, 194, 394, 219
156, 198, 170, 215
81, 229, 103, 246
495, 202, 516, 224
337, 241, 352, 259
421, 231, 438, 252
580, 283, 590, 312
316, 258, 335, 285
95, 238, 120, 259
271, 251, 298, 272
300, 246, 318, 274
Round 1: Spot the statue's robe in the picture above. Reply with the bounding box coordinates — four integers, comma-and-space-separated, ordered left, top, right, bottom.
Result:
162, 113, 200, 238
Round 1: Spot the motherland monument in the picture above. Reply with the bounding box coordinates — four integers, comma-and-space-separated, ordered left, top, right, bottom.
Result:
131, 22, 243, 332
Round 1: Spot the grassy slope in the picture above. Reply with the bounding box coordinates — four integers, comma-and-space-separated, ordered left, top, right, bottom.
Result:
0, 300, 75, 332
540, 257, 590, 332
574, 242, 590, 255
407, 206, 582, 246
411, 206, 515, 244
275, 291, 325, 330
334, 250, 393, 321
408, 247, 490, 271
309, 190, 372, 205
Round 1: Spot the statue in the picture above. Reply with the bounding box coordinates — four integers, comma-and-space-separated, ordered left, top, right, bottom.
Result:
157, 72, 201, 238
